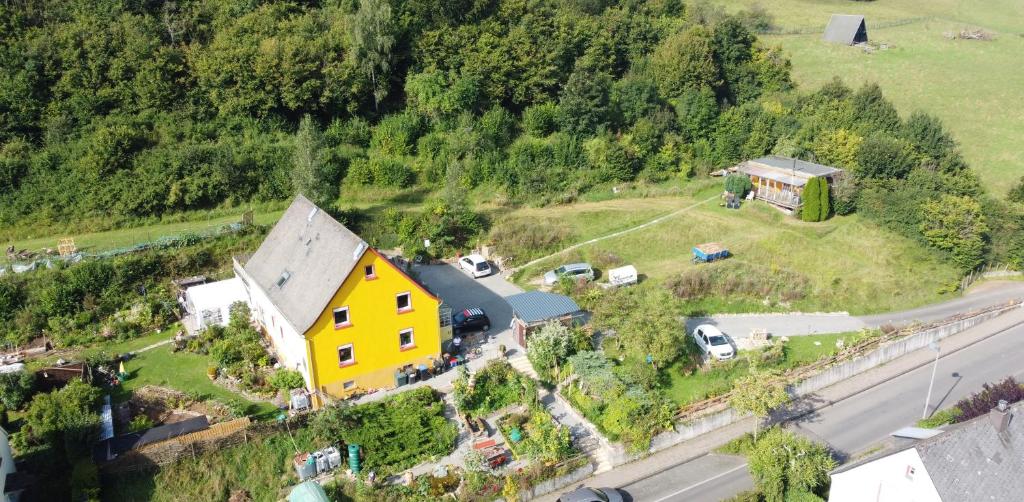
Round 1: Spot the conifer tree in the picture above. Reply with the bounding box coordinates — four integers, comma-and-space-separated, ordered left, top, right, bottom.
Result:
801, 176, 821, 222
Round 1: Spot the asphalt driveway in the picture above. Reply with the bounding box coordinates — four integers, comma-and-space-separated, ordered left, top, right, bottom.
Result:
414, 263, 524, 350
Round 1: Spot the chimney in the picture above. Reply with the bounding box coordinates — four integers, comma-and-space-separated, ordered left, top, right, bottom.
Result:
990, 400, 1011, 432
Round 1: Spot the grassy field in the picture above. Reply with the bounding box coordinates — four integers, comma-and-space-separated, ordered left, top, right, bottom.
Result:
2, 207, 284, 256
663, 331, 872, 406
716, 0, 1024, 196
513, 189, 960, 314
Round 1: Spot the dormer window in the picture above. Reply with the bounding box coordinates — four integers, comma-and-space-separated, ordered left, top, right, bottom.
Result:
396, 292, 411, 313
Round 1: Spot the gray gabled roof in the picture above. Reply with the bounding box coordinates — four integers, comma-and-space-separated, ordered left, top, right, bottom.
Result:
914, 404, 1024, 501
832, 402, 1024, 502
823, 14, 867, 44
243, 195, 367, 333
747, 155, 843, 177
507, 291, 581, 324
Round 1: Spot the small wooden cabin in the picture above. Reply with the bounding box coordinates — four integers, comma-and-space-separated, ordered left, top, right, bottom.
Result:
735, 156, 844, 211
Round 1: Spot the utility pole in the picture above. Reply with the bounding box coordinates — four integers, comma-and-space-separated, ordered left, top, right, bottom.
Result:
922, 341, 941, 419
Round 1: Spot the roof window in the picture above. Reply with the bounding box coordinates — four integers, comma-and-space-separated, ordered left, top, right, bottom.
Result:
276, 271, 291, 287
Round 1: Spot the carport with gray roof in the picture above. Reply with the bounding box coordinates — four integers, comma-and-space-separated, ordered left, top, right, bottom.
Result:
507, 291, 581, 324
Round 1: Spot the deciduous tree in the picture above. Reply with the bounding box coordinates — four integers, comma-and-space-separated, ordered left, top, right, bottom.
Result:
920, 195, 989, 270
350, 0, 397, 111
729, 371, 790, 440
291, 115, 338, 210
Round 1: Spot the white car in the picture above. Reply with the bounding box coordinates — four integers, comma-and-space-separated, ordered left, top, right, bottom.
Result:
692, 324, 735, 360
459, 254, 492, 278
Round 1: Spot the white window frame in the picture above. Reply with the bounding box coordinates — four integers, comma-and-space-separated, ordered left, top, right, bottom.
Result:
396, 291, 412, 312
338, 343, 355, 366
343, 380, 356, 390
399, 328, 415, 350
364, 264, 376, 279
333, 306, 351, 328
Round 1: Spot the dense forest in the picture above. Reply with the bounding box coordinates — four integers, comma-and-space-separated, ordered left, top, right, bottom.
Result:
0, 0, 1021, 268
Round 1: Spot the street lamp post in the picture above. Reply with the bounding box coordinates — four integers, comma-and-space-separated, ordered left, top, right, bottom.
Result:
922, 341, 941, 419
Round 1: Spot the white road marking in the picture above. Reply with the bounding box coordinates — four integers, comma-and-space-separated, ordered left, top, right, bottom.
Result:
648, 462, 749, 502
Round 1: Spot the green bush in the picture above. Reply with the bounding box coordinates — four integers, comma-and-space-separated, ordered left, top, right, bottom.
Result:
70, 458, 100, 502
127, 414, 155, 433
309, 387, 456, 475
523, 102, 560, 137
917, 407, 962, 428
0, 370, 35, 410
453, 361, 537, 417
369, 157, 415, 188
269, 369, 305, 391
724, 174, 753, 197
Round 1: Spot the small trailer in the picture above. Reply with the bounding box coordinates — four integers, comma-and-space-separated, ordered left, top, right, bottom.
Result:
692, 242, 730, 263
606, 265, 638, 288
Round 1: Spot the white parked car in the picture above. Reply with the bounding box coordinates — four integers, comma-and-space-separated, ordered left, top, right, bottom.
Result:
459, 254, 492, 278
692, 324, 735, 360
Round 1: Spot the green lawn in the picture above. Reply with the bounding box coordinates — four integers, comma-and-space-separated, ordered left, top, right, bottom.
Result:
513, 190, 960, 314
40, 327, 279, 420
715, 0, 1024, 196
117, 344, 279, 419
663, 331, 871, 406
3, 207, 284, 256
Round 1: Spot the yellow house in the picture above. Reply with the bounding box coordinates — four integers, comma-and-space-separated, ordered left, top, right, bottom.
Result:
233, 196, 448, 404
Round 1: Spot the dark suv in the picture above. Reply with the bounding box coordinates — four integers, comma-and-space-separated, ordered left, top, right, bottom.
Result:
453, 308, 490, 334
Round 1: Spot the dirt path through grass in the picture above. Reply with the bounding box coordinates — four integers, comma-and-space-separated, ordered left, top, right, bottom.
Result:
510, 195, 718, 273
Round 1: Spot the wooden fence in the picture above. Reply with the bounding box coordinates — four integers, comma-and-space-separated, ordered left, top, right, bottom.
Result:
961, 263, 1022, 292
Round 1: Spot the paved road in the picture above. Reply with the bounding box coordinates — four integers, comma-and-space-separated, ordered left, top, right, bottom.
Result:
620, 454, 752, 502
687, 281, 1024, 339
618, 316, 1024, 502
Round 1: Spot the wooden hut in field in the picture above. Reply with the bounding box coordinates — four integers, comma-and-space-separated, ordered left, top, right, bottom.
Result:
735, 156, 844, 211
823, 14, 868, 45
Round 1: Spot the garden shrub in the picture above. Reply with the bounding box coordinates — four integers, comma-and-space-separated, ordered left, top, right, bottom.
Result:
953, 377, 1024, 422
564, 351, 673, 452
453, 361, 537, 418
0, 370, 35, 410
269, 369, 305, 391
724, 173, 753, 197
917, 407, 962, 428
499, 409, 575, 463
70, 459, 100, 502
665, 261, 809, 303
523, 102, 560, 137
127, 414, 154, 433
309, 387, 456, 475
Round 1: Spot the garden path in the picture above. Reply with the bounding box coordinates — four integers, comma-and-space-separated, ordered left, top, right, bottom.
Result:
541, 389, 615, 474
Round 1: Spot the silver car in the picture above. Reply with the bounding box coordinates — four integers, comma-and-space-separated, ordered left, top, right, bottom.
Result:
543, 262, 595, 286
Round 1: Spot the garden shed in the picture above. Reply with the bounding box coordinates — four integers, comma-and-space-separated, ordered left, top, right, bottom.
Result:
823, 14, 868, 45
735, 155, 843, 211
506, 291, 583, 348
184, 277, 249, 330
